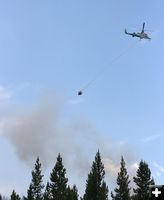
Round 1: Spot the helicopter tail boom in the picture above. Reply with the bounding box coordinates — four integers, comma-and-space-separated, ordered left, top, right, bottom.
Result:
125, 29, 128, 34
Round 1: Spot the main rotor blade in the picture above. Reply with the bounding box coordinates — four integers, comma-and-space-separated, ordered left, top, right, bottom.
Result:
142, 22, 145, 33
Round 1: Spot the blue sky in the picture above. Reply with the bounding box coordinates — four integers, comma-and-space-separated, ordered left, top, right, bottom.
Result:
0, 0, 164, 197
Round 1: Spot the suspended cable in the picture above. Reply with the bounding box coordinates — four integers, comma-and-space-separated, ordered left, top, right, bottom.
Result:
77, 41, 139, 96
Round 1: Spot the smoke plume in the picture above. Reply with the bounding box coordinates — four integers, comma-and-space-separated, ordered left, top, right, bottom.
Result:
2, 92, 138, 191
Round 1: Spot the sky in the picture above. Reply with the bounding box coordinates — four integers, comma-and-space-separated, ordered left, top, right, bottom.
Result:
0, 0, 164, 197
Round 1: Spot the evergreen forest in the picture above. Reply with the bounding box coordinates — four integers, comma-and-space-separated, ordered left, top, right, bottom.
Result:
1, 151, 154, 200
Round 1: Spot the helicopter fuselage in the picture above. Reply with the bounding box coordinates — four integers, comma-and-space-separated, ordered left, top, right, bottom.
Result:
134, 32, 151, 39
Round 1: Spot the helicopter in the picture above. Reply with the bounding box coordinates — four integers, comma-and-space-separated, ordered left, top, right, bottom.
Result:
125, 22, 151, 40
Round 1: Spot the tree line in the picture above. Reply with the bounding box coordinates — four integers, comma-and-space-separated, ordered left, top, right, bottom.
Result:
1, 151, 155, 200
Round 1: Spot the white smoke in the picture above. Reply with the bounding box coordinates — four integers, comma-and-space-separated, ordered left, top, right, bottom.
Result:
2, 92, 138, 194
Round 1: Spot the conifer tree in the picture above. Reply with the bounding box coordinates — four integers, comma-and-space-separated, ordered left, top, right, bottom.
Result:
133, 160, 155, 200
43, 182, 51, 200
66, 185, 78, 200
11, 190, 21, 200
66, 186, 72, 200
83, 150, 108, 200
26, 184, 34, 200
27, 157, 44, 200
101, 181, 109, 200
49, 153, 68, 200
71, 185, 79, 200
111, 156, 131, 200
150, 177, 155, 185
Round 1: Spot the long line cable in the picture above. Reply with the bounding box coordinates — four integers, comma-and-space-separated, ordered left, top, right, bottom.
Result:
78, 41, 139, 95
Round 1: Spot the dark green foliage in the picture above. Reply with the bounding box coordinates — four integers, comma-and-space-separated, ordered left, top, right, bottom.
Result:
43, 182, 51, 200
27, 157, 44, 200
83, 150, 108, 200
133, 160, 155, 200
101, 181, 109, 200
6, 153, 156, 200
49, 154, 68, 200
66, 185, 78, 200
71, 185, 79, 200
26, 184, 34, 200
66, 186, 72, 200
150, 177, 155, 185
10, 190, 20, 200
111, 156, 131, 200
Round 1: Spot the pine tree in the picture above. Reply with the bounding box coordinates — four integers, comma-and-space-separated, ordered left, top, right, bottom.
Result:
101, 181, 109, 200
26, 157, 44, 200
71, 185, 79, 200
66, 185, 78, 200
49, 153, 68, 200
133, 160, 155, 200
66, 186, 72, 200
111, 156, 131, 200
26, 184, 34, 200
83, 150, 108, 200
150, 177, 155, 185
43, 182, 51, 200
11, 190, 21, 200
